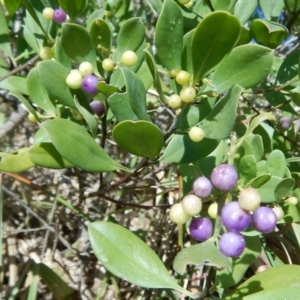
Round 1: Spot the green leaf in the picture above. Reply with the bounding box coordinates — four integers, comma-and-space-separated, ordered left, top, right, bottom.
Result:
234, 0, 258, 24
159, 135, 218, 163
173, 240, 231, 275
29, 143, 73, 169
0, 76, 28, 95
155, 0, 183, 70
97, 82, 119, 96
112, 121, 164, 159
192, 11, 241, 83
88, 221, 196, 298
58, 0, 87, 20
246, 134, 264, 161
0, 148, 35, 172
120, 67, 151, 121
258, 175, 282, 203
212, 44, 273, 94
199, 85, 243, 140
90, 18, 112, 58
247, 174, 271, 188
38, 60, 76, 109
250, 19, 288, 49
27, 68, 56, 116
274, 178, 295, 201
61, 23, 98, 74
225, 265, 300, 299
235, 26, 252, 46
278, 202, 300, 223
3, 0, 21, 16
266, 149, 286, 178
54, 36, 71, 69
216, 235, 261, 290
41, 118, 130, 172
260, 0, 285, 20
182, 29, 195, 75
238, 155, 257, 184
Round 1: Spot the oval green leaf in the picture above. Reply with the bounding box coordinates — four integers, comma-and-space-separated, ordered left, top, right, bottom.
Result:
155, 0, 183, 70
58, 0, 87, 20
41, 118, 130, 172
274, 177, 295, 201
238, 155, 257, 184
112, 120, 164, 159
88, 221, 196, 298
258, 175, 282, 203
192, 11, 241, 83
266, 149, 286, 178
234, 0, 258, 24
247, 174, 271, 188
212, 44, 273, 94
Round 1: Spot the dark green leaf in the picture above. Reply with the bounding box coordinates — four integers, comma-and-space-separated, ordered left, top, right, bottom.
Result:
173, 240, 231, 275
192, 11, 241, 83
248, 174, 271, 188
155, 0, 183, 70
88, 221, 196, 298
274, 178, 295, 201
58, 0, 87, 20
41, 118, 130, 172
112, 121, 164, 159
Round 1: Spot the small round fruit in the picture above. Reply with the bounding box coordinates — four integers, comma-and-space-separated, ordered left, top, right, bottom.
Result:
178, 0, 190, 4
252, 206, 277, 233
221, 201, 251, 232
286, 196, 298, 205
168, 94, 182, 109
176, 70, 190, 86
185, 0, 194, 8
81, 75, 99, 94
169, 203, 190, 224
188, 127, 204, 142
102, 58, 115, 72
71, 109, 83, 120
180, 86, 196, 103
170, 69, 179, 78
121, 50, 138, 67
210, 164, 238, 191
79, 62, 93, 76
182, 195, 202, 216
66, 70, 83, 89
90, 100, 106, 117
28, 113, 37, 122
52, 8, 67, 23
39, 47, 53, 60
42, 7, 54, 20
189, 217, 213, 241
193, 176, 213, 198
272, 206, 284, 221
279, 116, 293, 129
219, 232, 246, 257
238, 187, 261, 211
208, 202, 218, 219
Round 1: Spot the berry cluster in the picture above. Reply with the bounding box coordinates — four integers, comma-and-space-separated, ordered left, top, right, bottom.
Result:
43, 7, 67, 23
169, 164, 284, 258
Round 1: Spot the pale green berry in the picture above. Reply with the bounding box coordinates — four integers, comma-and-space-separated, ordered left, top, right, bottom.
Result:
176, 70, 190, 86
42, 7, 54, 20
208, 202, 218, 219
272, 206, 284, 221
79, 62, 93, 77
286, 196, 298, 205
182, 195, 202, 216
168, 94, 182, 109
66, 70, 83, 89
188, 126, 204, 142
102, 58, 115, 71
39, 47, 53, 60
121, 50, 138, 67
169, 203, 190, 224
180, 86, 196, 103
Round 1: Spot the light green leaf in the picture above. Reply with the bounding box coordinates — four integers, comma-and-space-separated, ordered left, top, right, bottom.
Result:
212, 44, 273, 94
266, 149, 286, 178
41, 118, 130, 172
274, 178, 295, 201
88, 221, 196, 298
234, 0, 258, 24
258, 175, 282, 203
260, 0, 285, 20
238, 155, 257, 184
58, 0, 87, 20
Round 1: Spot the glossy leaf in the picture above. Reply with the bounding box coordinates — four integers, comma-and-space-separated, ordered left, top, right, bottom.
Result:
260, 0, 285, 20
216, 235, 261, 290
120, 67, 151, 121
212, 44, 273, 94
61, 24, 98, 74
38, 60, 76, 109
274, 178, 295, 201
247, 174, 271, 189
182, 29, 195, 75
250, 19, 288, 49
97, 82, 119, 96
112, 121, 164, 159
266, 149, 286, 178
199, 85, 243, 140
29, 143, 73, 169
0, 148, 35, 172
90, 18, 112, 58
88, 221, 196, 298
41, 118, 130, 172
27, 68, 56, 116
238, 155, 257, 184
225, 265, 300, 299
234, 0, 258, 24
236, 26, 252, 46
192, 11, 241, 83
155, 0, 183, 70
58, 0, 87, 20
173, 240, 231, 275
159, 135, 218, 163
258, 176, 282, 203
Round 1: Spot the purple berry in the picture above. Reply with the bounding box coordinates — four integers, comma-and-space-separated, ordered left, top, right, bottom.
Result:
279, 116, 293, 129
219, 231, 246, 257
193, 176, 213, 198
221, 201, 251, 232
82, 75, 99, 94
90, 100, 106, 117
210, 164, 238, 191
252, 206, 277, 233
53, 8, 67, 23
189, 217, 213, 242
